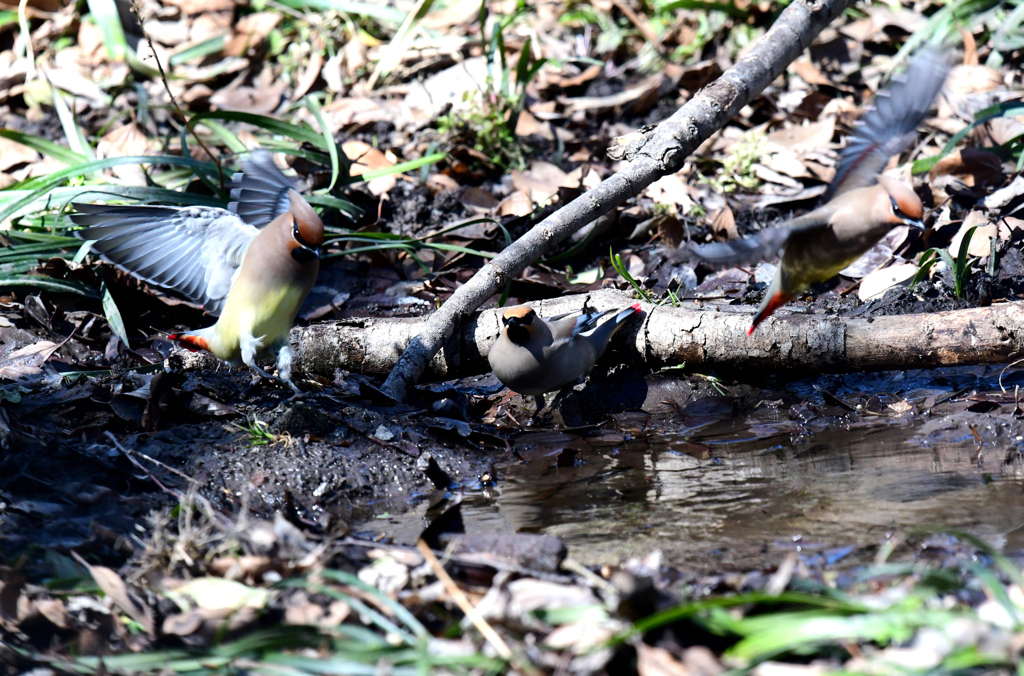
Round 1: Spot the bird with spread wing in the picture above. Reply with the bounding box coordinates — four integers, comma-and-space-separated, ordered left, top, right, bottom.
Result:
72, 151, 324, 391
681, 46, 952, 335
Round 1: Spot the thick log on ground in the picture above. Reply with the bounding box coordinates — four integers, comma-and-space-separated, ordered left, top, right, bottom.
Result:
291, 289, 1024, 381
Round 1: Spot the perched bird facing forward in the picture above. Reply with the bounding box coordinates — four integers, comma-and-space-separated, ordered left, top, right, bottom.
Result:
682, 46, 952, 335
72, 151, 324, 389
488, 303, 642, 397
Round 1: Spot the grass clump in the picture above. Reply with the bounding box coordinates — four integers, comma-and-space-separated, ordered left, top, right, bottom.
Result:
438, 0, 547, 171
700, 131, 766, 194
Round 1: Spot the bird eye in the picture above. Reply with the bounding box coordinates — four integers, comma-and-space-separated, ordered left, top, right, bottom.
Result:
889, 196, 902, 217
292, 219, 306, 246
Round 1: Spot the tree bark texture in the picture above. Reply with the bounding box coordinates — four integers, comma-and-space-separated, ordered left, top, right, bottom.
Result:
293, 290, 1024, 381
379, 0, 855, 402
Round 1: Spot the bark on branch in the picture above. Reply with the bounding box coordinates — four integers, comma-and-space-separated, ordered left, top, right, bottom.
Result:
293, 290, 1024, 381
379, 0, 854, 402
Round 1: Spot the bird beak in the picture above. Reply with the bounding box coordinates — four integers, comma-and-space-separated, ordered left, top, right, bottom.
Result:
903, 217, 925, 230
290, 244, 321, 263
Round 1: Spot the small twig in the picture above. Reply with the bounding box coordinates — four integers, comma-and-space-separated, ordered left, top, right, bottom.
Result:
560, 557, 618, 597
129, 0, 224, 190
610, 0, 661, 48
104, 431, 199, 497
999, 356, 1024, 393
416, 539, 540, 675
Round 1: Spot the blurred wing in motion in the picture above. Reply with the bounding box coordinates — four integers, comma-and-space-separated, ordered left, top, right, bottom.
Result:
826, 46, 952, 200
681, 226, 795, 269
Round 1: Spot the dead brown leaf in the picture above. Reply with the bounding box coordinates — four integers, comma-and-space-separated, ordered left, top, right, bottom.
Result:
224, 12, 281, 57
545, 64, 602, 89
0, 340, 62, 380
637, 644, 691, 676
97, 123, 152, 186
459, 187, 500, 214
210, 80, 286, 115
498, 190, 534, 217
291, 51, 324, 101
767, 117, 835, 153
0, 0, 63, 12
0, 136, 39, 172
162, 0, 233, 14
709, 206, 737, 241
928, 148, 1003, 190
559, 75, 663, 115
945, 65, 1003, 96
422, 0, 480, 29
514, 110, 554, 140
949, 211, 1000, 258
512, 161, 570, 203
789, 59, 832, 87
72, 552, 154, 635
644, 174, 693, 215
858, 262, 918, 301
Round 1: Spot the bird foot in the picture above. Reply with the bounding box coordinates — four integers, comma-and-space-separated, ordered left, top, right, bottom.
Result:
248, 365, 305, 398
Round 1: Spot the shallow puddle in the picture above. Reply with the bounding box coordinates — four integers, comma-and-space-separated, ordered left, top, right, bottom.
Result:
364, 366, 1024, 572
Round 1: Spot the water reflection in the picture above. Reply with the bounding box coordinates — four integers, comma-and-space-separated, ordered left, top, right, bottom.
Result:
368, 367, 1024, 572
464, 420, 1024, 571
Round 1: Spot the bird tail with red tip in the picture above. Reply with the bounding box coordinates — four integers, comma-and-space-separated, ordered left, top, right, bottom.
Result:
167, 332, 211, 352
748, 291, 793, 335
614, 303, 643, 325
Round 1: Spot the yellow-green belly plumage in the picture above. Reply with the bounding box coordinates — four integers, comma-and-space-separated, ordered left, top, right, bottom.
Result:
205, 283, 308, 361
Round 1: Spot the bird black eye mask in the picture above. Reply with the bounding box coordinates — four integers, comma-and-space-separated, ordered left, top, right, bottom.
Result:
291, 218, 320, 263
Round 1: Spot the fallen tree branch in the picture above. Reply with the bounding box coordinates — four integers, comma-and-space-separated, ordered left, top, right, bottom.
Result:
292, 290, 1024, 381
380, 0, 853, 402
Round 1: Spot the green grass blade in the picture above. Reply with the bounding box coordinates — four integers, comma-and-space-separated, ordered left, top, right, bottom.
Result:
0, 276, 99, 298
935, 248, 958, 296
189, 111, 326, 149
0, 155, 218, 223
84, 0, 127, 60
49, 85, 97, 161
307, 194, 362, 221
317, 569, 428, 639
352, 153, 445, 184
911, 249, 939, 288
305, 96, 341, 192
169, 33, 229, 65
190, 118, 246, 154
370, 0, 436, 85
0, 129, 86, 165
100, 279, 130, 347
913, 101, 1024, 174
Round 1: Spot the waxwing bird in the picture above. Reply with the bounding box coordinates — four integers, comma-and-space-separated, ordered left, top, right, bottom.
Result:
682, 46, 951, 335
71, 151, 324, 389
488, 303, 642, 397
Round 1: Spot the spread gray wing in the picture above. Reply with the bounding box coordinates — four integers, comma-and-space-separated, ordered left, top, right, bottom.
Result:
826, 46, 951, 200
228, 151, 300, 228
680, 211, 830, 269
71, 204, 258, 316
681, 227, 794, 269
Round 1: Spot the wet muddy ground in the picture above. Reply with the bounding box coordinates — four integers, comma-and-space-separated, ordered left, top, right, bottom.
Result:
9, 341, 1024, 580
